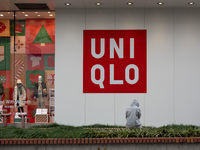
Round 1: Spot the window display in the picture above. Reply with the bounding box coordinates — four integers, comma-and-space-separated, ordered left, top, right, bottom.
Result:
0, 11, 55, 123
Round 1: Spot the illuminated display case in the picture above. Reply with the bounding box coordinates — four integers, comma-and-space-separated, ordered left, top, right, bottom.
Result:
0, 11, 55, 123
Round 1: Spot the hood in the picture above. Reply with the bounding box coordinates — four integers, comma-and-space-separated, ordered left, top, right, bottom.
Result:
130, 99, 139, 107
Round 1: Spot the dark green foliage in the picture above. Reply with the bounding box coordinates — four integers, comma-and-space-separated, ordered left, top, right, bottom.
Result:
83, 124, 124, 128
80, 126, 200, 138
0, 124, 200, 139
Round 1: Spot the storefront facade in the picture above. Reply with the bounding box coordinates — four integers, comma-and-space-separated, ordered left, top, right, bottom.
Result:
0, 0, 200, 127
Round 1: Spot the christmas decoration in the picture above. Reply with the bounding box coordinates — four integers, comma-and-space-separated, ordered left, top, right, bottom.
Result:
44, 54, 55, 70
0, 20, 10, 36
0, 22, 6, 33
11, 20, 25, 36
0, 74, 6, 83
26, 70, 44, 88
14, 59, 25, 81
0, 46, 4, 62
10, 36, 25, 53
33, 25, 53, 46
27, 55, 44, 70
15, 39, 24, 49
47, 74, 55, 85
26, 19, 55, 54
10, 54, 27, 87
45, 71, 55, 88
0, 38, 10, 71
0, 71, 11, 88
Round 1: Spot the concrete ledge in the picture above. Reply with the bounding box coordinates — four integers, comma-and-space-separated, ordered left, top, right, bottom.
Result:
1, 143, 200, 150
0, 137, 200, 145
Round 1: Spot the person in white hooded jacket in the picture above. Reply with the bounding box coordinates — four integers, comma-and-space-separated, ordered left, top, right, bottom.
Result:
126, 99, 141, 128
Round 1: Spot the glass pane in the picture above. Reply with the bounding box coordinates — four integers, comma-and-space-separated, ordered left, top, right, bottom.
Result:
11, 11, 55, 123
0, 11, 14, 123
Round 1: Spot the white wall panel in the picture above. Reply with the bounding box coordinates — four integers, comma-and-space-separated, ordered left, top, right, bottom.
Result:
86, 8, 115, 29
115, 8, 145, 29
145, 9, 174, 126
55, 9, 85, 125
86, 94, 114, 125
174, 9, 200, 125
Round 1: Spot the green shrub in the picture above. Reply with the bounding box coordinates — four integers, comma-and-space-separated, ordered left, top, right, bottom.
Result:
0, 124, 200, 139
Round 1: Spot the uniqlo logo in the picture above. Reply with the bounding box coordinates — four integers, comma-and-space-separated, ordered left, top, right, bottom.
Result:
83, 30, 147, 93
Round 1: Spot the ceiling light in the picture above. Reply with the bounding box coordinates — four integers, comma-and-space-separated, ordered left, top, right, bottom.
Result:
65, 3, 71, 6
157, 2, 164, 5
188, 2, 194, 5
37, 15, 40, 16
35, 12, 38, 13
96, 2, 102, 6
49, 14, 53, 16
127, 2, 133, 6
25, 14, 28, 16
22, 12, 25, 13
0, 14, 3, 17
48, 12, 51, 13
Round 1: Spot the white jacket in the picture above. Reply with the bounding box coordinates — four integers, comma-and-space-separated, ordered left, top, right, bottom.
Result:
13, 85, 26, 107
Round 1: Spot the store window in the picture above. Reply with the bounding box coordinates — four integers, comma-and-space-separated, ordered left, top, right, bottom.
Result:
0, 11, 55, 123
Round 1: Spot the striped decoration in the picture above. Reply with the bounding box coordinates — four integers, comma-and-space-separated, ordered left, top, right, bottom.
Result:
14, 59, 25, 81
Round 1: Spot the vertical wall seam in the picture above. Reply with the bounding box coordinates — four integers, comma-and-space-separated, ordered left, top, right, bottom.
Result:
143, 5, 146, 126
84, 94, 86, 125
114, 94, 116, 125
114, 0, 116, 29
82, 0, 87, 125
172, 8, 175, 124
114, 0, 116, 125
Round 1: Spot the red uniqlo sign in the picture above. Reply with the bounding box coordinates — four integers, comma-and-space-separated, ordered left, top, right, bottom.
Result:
83, 30, 147, 93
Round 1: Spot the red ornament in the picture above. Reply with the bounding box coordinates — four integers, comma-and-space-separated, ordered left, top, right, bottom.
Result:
15, 22, 23, 33
0, 22, 6, 33
29, 74, 40, 84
